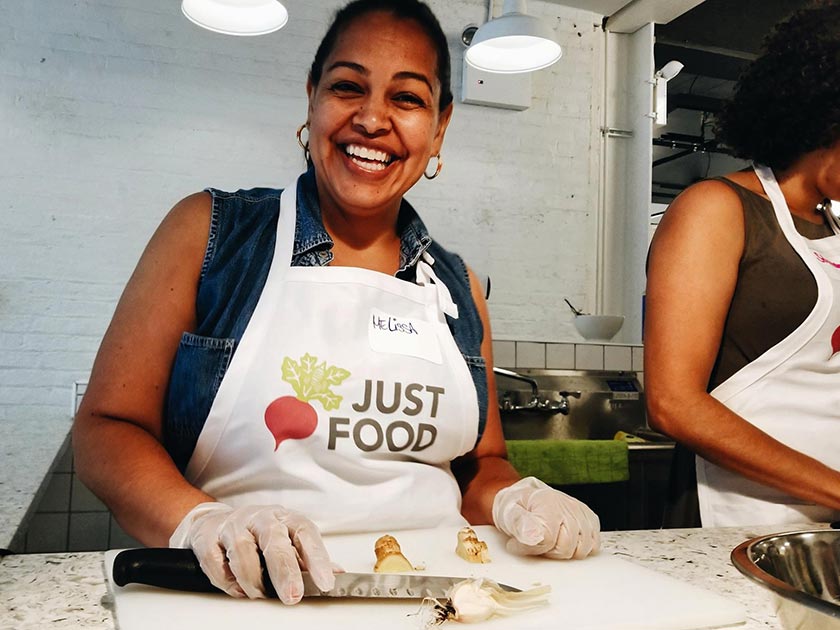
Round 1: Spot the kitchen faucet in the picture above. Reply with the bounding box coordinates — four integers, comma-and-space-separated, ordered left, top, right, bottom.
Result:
493, 368, 576, 415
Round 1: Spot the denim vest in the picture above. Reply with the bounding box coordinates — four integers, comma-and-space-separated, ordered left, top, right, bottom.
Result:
164, 169, 488, 472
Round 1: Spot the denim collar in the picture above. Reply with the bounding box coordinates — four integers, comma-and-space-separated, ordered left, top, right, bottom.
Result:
292, 166, 432, 274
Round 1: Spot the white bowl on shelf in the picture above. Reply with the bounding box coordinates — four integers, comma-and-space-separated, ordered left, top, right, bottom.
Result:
573, 314, 624, 341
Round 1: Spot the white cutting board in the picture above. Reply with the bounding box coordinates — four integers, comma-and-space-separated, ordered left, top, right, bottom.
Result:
105, 526, 745, 630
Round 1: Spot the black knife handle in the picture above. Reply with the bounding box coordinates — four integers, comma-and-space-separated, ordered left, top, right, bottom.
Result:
112, 548, 277, 597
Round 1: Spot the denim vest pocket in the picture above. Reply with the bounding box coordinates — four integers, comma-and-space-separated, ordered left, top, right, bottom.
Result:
463, 354, 488, 445
164, 332, 235, 472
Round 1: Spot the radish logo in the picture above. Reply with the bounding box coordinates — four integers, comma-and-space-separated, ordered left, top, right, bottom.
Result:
832, 326, 840, 358
264, 353, 351, 451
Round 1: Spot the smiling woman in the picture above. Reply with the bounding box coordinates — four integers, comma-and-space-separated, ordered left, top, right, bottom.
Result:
71, 0, 600, 607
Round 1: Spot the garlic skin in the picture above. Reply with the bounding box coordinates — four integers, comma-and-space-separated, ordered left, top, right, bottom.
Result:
455, 527, 491, 564
447, 578, 551, 624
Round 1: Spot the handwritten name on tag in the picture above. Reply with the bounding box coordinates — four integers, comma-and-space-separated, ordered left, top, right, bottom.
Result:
368, 308, 442, 364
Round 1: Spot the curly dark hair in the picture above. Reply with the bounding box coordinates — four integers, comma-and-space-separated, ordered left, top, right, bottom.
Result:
715, 0, 840, 170
308, 0, 453, 111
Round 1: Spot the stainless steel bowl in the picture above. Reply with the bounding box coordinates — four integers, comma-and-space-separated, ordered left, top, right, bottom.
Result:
732, 529, 840, 629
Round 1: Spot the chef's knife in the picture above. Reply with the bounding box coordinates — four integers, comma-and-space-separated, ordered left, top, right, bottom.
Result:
112, 548, 520, 599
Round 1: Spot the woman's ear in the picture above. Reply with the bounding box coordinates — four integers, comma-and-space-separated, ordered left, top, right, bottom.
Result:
432, 102, 454, 154
305, 77, 315, 118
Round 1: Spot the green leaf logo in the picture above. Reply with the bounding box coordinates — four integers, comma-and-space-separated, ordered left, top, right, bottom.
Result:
281, 353, 351, 411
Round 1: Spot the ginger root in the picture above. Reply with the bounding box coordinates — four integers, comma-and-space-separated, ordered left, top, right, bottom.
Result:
455, 527, 491, 564
373, 534, 413, 573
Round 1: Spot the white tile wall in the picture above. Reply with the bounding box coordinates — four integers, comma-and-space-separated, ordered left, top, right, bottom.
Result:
575, 344, 605, 370
492, 341, 516, 369
546, 343, 575, 369
632, 346, 645, 372
495, 340, 642, 373
604, 345, 632, 371
515, 342, 546, 368
24, 513, 69, 553
68, 512, 111, 552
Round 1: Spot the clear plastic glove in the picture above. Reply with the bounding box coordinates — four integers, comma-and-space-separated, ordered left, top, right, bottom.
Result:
169, 502, 336, 603
492, 477, 600, 560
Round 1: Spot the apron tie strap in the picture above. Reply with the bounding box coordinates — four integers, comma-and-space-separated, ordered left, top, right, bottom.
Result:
416, 251, 459, 319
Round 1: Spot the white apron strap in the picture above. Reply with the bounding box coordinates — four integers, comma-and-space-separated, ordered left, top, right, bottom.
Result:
415, 250, 459, 319
276, 179, 299, 266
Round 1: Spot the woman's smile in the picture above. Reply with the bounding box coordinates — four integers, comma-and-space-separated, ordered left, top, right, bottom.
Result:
342, 143, 396, 172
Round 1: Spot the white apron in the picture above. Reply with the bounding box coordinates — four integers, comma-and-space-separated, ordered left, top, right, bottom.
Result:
185, 175, 479, 533
696, 165, 840, 527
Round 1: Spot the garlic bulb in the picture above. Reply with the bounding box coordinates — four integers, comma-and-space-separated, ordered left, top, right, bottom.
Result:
447, 578, 551, 624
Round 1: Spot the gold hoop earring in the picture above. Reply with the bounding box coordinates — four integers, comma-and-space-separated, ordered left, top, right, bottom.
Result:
296, 123, 310, 163
424, 154, 442, 180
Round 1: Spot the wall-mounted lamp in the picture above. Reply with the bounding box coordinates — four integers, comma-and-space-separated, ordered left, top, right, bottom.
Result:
651, 60, 684, 126
181, 0, 288, 36
465, 0, 562, 74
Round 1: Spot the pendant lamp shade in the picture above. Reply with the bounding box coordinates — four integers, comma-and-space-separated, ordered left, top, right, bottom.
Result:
466, 0, 562, 73
181, 0, 288, 36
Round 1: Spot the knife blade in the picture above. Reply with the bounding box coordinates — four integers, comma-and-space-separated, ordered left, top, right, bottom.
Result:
112, 548, 520, 599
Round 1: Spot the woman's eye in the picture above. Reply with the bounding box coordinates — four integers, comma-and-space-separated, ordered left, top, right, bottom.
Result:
394, 93, 426, 107
330, 81, 362, 94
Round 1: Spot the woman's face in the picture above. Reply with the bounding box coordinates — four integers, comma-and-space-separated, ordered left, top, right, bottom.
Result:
306, 11, 452, 220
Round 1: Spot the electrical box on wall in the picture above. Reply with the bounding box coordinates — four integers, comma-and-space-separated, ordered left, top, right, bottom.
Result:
460, 58, 531, 111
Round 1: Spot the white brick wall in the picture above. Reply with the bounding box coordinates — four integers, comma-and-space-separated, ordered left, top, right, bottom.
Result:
0, 0, 605, 424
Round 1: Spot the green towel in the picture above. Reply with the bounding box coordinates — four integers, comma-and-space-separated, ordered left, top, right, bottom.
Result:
505, 439, 629, 485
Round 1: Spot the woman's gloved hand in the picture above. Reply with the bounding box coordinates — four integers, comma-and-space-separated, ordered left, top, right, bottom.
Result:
169, 502, 336, 603
491, 477, 600, 560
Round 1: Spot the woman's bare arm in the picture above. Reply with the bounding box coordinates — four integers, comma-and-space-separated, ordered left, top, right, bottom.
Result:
645, 179, 840, 510
72, 193, 216, 546
452, 267, 521, 525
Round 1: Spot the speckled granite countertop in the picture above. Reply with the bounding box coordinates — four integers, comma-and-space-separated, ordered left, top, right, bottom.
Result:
3, 523, 826, 629
0, 415, 72, 552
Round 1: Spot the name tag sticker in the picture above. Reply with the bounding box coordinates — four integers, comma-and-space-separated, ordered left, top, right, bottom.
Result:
368, 308, 442, 364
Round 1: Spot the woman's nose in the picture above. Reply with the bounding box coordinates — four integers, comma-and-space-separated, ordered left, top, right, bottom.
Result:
352, 97, 390, 136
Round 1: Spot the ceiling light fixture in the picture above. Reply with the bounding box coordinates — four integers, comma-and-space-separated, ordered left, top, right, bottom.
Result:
181, 0, 288, 37
465, 0, 562, 74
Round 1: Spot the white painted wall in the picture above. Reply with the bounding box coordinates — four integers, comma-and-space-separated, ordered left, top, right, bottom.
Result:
0, 0, 606, 423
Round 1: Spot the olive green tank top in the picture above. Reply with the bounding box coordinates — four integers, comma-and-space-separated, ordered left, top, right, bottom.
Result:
663, 176, 834, 528
709, 177, 833, 388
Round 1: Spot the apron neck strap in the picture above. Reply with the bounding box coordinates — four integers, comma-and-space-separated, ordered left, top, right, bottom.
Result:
755, 163, 840, 237
416, 251, 459, 319
277, 177, 300, 266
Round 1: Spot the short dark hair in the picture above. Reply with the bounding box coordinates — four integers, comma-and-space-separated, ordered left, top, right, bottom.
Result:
308, 0, 453, 111
715, 1, 840, 171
